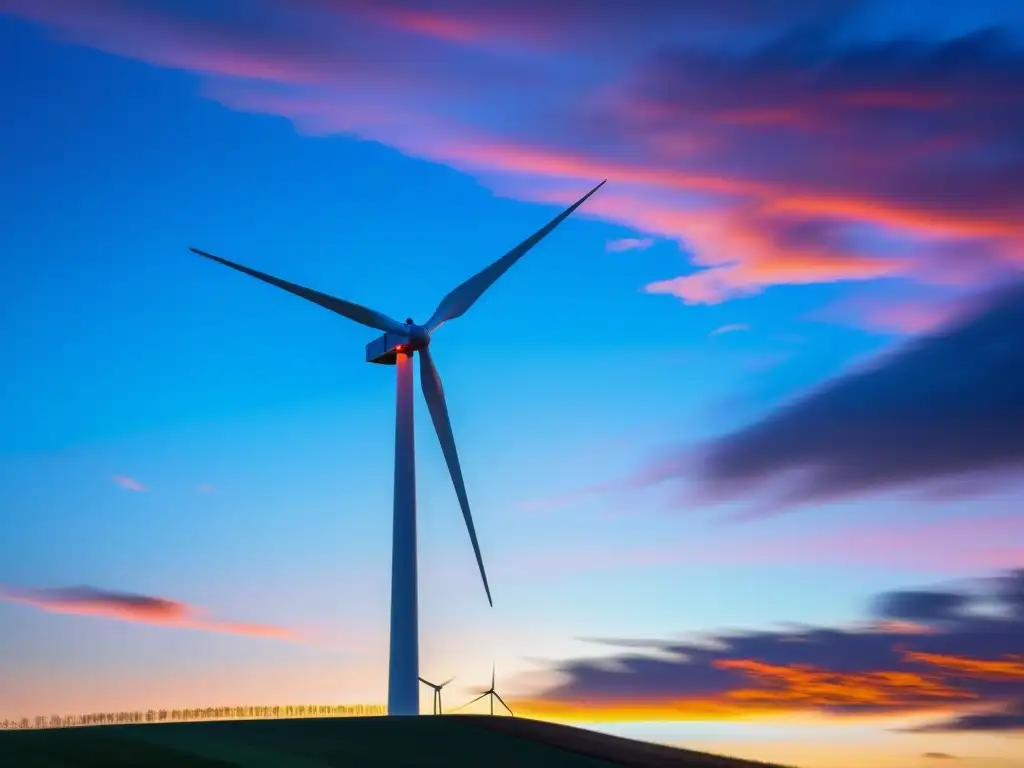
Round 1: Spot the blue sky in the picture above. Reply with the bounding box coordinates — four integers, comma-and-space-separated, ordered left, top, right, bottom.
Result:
1, 3, 1023, 766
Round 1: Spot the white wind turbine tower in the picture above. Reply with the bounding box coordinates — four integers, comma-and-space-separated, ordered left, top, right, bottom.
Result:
190, 180, 606, 716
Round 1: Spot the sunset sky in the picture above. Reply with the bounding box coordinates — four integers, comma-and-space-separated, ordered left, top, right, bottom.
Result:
1, 1, 1023, 766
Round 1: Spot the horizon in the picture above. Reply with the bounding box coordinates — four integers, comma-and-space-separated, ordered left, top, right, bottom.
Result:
1, 2, 1023, 768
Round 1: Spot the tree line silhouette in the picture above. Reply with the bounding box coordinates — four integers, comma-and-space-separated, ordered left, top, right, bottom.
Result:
0, 703, 387, 731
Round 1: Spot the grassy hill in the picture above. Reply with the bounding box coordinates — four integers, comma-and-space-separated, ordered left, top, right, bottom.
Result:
0, 715, 790, 768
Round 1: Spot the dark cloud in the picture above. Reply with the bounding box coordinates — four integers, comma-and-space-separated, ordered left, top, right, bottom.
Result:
514, 571, 1024, 731
676, 282, 1024, 509
922, 753, 959, 760
994, 570, 1024, 616
908, 699, 1024, 733
873, 589, 972, 623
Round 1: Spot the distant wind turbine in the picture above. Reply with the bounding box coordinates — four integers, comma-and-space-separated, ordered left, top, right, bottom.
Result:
418, 676, 455, 715
190, 180, 606, 716
454, 664, 514, 716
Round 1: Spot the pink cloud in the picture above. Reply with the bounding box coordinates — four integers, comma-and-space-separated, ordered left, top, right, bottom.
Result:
112, 475, 146, 492
502, 513, 1024, 578
854, 303, 956, 335
374, 8, 486, 43
733, 514, 1024, 573
353, 3, 509, 48
810, 291, 980, 335
5, 1, 1023, 310
0, 585, 300, 640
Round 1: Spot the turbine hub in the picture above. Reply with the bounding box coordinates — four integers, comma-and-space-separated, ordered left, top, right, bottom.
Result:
404, 321, 430, 351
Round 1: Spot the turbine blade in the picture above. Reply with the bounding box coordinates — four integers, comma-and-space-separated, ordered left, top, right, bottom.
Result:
491, 663, 495, 691
439, 677, 456, 688
451, 692, 489, 712
418, 345, 493, 606
190, 248, 408, 335
425, 180, 607, 331
494, 692, 514, 716
418, 677, 434, 687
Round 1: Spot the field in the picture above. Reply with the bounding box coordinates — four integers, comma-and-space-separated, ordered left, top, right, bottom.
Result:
0, 715, 789, 768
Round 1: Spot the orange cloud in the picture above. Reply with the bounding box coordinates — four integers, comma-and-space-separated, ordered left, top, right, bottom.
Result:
112, 475, 146, 492
873, 620, 942, 635
510, 663, 975, 725
509, 696, 754, 723
903, 651, 1024, 681
0, 586, 299, 641
715, 659, 975, 708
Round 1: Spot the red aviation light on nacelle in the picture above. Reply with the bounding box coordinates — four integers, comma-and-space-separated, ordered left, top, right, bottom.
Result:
366, 332, 411, 365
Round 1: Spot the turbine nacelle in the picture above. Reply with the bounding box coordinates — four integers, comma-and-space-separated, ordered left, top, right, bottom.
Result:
366, 321, 430, 364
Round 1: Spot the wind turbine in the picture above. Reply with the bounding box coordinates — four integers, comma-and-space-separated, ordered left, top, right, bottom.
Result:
454, 664, 514, 716
418, 676, 454, 715
190, 180, 606, 716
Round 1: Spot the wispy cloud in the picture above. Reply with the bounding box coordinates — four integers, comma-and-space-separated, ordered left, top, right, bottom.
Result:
4, 1, 1022, 315
514, 455, 676, 514
606, 237, 655, 253
514, 485, 613, 514
196, 482, 216, 493
710, 323, 751, 336
0, 585, 299, 641
111, 475, 146, 492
